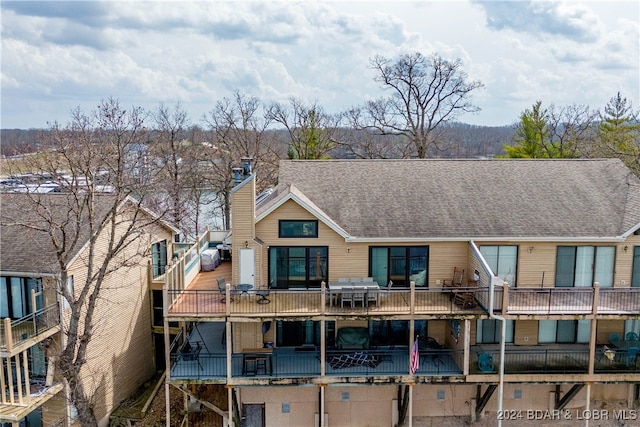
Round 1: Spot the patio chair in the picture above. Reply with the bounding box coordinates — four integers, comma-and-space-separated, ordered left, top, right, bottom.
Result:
341, 288, 354, 308
478, 353, 495, 373
454, 278, 477, 309
217, 277, 234, 303
609, 332, 621, 345
443, 267, 464, 300
256, 280, 272, 304
625, 347, 639, 368
366, 287, 380, 307
379, 280, 393, 300
179, 340, 203, 370
626, 332, 639, 341
352, 288, 366, 307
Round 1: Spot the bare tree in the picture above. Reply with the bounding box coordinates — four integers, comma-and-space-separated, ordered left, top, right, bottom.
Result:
203, 91, 280, 229
267, 98, 342, 160
2, 98, 167, 426
546, 103, 598, 158
350, 52, 484, 158
150, 103, 201, 240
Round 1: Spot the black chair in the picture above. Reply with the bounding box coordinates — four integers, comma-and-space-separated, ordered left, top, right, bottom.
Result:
179, 341, 203, 370
217, 277, 234, 303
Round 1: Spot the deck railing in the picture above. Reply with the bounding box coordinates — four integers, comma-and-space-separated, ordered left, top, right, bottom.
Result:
473, 348, 591, 374
0, 304, 60, 351
500, 286, 640, 315
169, 347, 464, 380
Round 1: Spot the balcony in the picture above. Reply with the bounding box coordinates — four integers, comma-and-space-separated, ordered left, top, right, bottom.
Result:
471, 345, 640, 375
167, 277, 486, 319
168, 323, 463, 384
487, 286, 640, 316
0, 304, 60, 356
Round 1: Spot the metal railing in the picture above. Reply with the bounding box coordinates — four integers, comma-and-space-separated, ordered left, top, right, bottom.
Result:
169, 347, 464, 380
473, 348, 591, 374
1, 304, 60, 350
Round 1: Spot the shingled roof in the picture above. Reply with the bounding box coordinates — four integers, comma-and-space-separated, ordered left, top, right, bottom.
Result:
267, 158, 640, 240
1, 193, 119, 275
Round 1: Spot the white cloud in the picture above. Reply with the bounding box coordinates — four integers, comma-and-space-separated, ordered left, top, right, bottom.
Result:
1, 0, 638, 128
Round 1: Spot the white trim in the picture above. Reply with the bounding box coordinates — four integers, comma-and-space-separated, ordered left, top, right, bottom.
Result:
621, 222, 640, 238
344, 236, 628, 243
256, 188, 351, 239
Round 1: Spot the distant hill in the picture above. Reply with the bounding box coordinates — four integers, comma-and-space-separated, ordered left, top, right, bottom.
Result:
1, 123, 515, 159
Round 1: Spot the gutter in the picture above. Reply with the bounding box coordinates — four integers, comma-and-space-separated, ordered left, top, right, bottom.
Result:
470, 240, 505, 427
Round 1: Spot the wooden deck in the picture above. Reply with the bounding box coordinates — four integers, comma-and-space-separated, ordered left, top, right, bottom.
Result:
167, 263, 484, 319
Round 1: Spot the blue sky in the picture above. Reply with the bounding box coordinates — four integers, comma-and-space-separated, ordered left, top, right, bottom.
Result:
1, 0, 638, 129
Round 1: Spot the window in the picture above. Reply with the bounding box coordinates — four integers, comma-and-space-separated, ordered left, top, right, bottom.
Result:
538, 320, 590, 343
632, 247, 640, 287
152, 240, 168, 277
370, 246, 428, 287
555, 246, 614, 287
279, 220, 318, 238
269, 246, 327, 289
0, 277, 42, 319
276, 320, 333, 347
476, 319, 514, 344
480, 245, 517, 286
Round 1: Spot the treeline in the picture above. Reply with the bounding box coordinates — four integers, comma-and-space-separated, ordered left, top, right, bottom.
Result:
0, 124, 516, 159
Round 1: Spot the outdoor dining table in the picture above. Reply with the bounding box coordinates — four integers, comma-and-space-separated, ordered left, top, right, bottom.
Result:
328, 281, 380, 307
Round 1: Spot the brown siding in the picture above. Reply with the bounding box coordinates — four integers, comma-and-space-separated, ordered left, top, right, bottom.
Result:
62, 209, 173, 423
514, 320, 539, 345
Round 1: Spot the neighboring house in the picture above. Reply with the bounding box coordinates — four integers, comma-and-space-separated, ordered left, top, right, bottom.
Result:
162, 158, 640, 426
1, 193, 178, 427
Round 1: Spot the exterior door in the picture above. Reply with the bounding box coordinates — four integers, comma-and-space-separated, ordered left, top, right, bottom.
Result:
239, 248, 256, 287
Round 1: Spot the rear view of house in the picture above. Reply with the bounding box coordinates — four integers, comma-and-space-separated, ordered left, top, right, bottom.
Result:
162, 158, 640, 426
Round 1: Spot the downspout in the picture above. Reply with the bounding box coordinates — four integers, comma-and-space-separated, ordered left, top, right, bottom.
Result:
470, 240, 505, 427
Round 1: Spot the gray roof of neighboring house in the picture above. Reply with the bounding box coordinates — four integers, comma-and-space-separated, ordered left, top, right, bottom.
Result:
267, 158, 640, 240
2, 193, 118, 275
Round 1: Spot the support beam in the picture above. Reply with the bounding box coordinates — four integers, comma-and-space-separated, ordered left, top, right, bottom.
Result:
555, 384, 585, 410
398, 385, 410, 426
476, 384, 498, 420
175, 384, 229, 421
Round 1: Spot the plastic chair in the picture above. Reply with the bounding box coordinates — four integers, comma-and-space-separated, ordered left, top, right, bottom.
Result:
625, 332, 639, 341
478, 353, 495, 373
609, 333, 621, 344
626, 347, 639, 368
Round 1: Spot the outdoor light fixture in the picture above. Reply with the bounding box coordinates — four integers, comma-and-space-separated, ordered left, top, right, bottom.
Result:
528, 246, 534, 253
244, 241, 249, 248
624, 245, 628, 253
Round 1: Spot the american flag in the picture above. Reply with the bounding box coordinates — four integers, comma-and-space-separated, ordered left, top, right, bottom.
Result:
410, 339, 419, 374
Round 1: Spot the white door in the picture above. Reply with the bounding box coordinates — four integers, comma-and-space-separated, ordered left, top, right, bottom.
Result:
239, 248, 256, 287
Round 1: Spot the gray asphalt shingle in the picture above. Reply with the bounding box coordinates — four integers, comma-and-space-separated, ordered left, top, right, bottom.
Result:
271, 158, 640, 239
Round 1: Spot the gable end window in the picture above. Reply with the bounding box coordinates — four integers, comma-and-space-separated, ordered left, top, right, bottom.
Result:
279, 220, 318, 238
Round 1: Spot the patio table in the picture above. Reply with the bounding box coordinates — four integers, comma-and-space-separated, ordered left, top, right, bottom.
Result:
328, 281, 379, 307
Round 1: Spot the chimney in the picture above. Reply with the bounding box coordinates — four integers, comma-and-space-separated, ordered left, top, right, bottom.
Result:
241, 157, 253, 176
232, 167, 244, 184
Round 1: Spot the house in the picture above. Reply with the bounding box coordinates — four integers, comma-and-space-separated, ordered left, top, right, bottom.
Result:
1, 193, 178, 427
162, 158, 640, 426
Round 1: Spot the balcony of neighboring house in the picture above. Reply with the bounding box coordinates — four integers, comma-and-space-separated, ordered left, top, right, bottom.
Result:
1, 288, 60, 358
167, 322, 464, 385
1, 349, 64, 423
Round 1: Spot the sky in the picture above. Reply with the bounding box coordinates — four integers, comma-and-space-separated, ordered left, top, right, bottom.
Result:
1, 0, 639, 129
